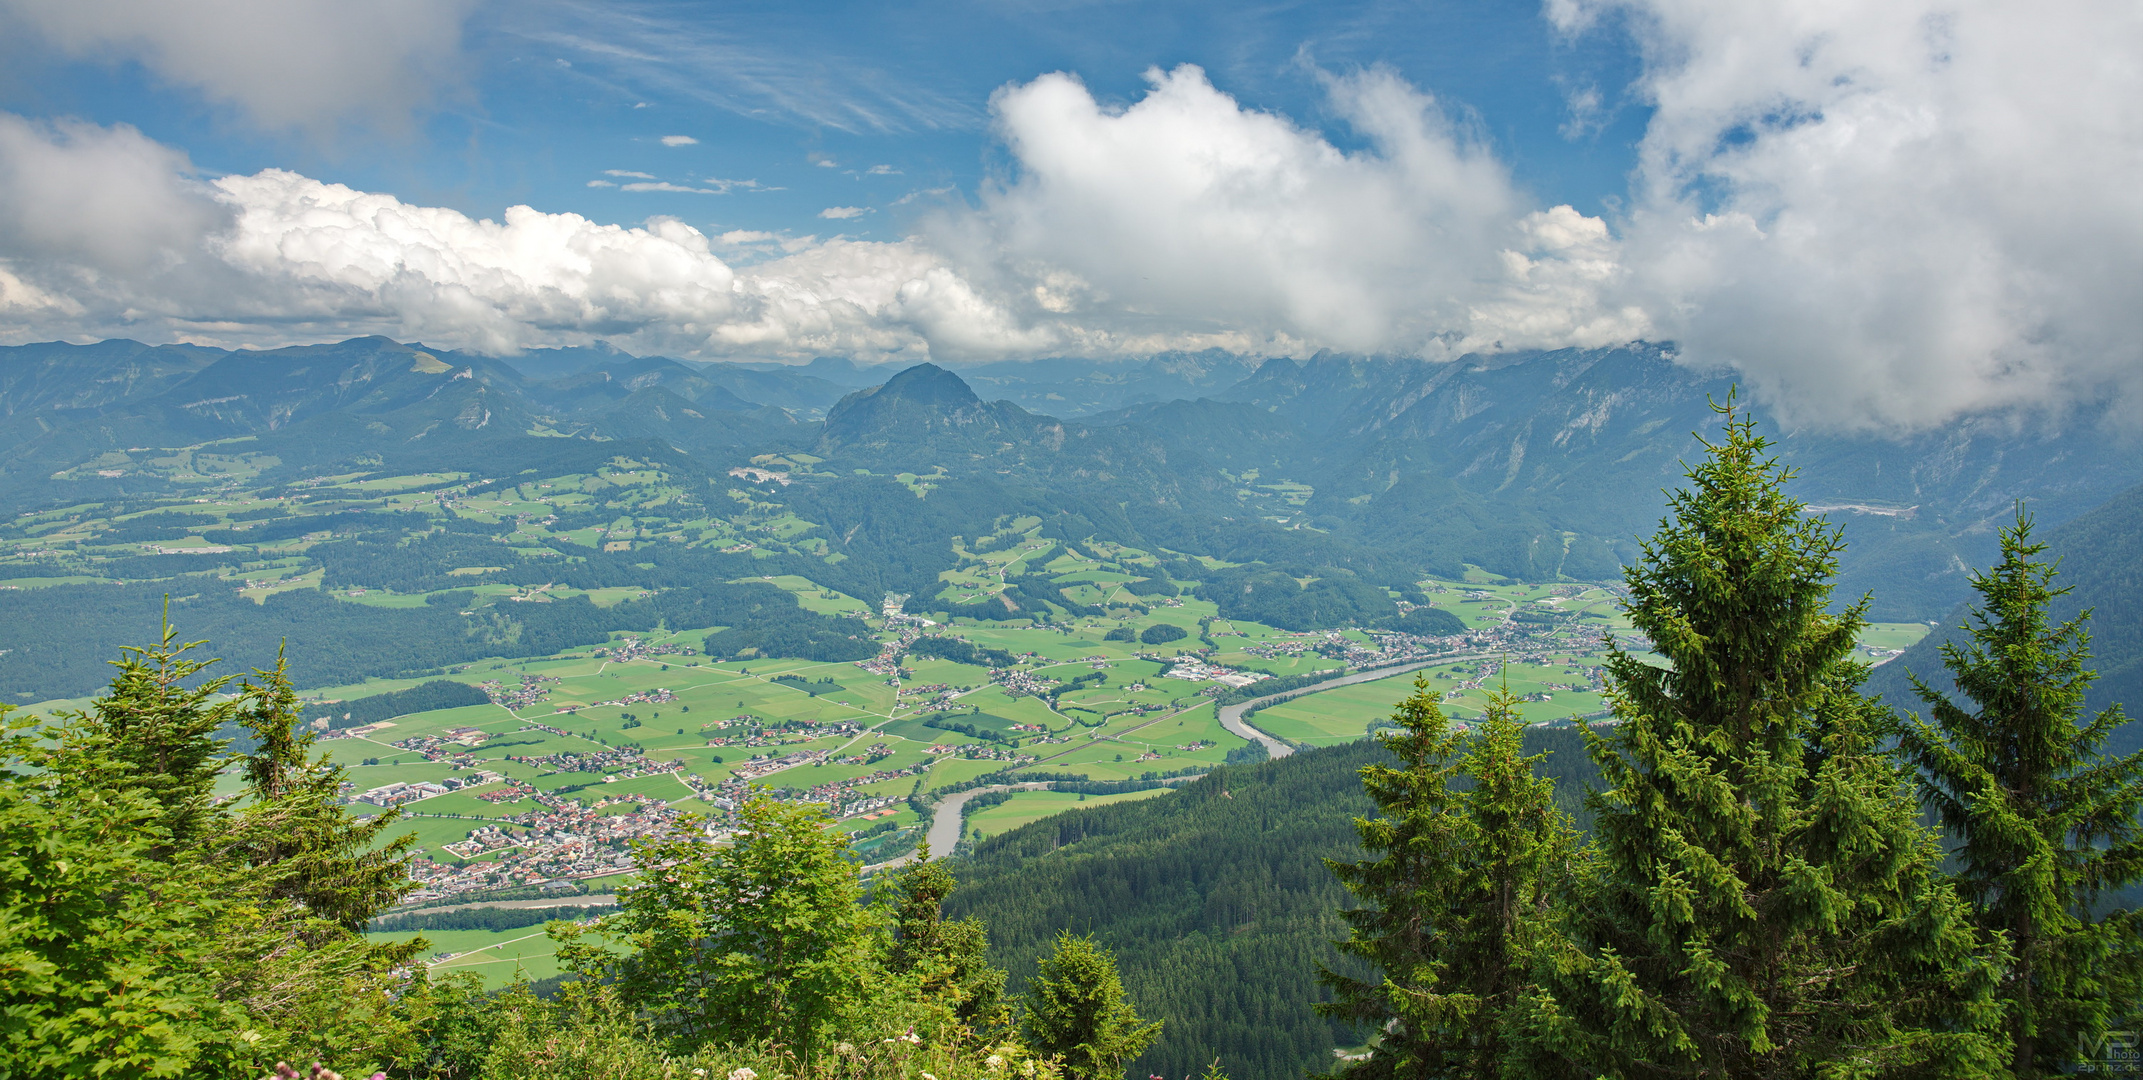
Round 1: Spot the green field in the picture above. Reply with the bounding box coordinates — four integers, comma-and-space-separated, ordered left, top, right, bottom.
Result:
963, 788, 1173, 841
367, 924, 573, 988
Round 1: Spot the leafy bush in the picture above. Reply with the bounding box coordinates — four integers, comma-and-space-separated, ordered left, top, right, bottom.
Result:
1138, 624, 1187, 645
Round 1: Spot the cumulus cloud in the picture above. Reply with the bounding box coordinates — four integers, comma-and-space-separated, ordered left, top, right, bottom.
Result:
0, 0, 478, 134
0, 111, 1030, 360
948, 65, 1640, 356
659, 135, 698, 147
1559, 0, 2143, 429
0, 67, 1637, 370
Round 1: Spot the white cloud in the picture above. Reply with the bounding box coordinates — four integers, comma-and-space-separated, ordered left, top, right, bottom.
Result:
1558, 0, 2143, 429
622, 181, 720, 194
0, 0, 478, 134
659, 135, 698, 147
604, 170, 658, 179
865, 164, 900, 176
586, 180, 615, 188
618, 177, 761, 195
719, 230, 779, 244
947, 64, 1636, 356
0, 69, 1633, 371
0, 112, 1034, 361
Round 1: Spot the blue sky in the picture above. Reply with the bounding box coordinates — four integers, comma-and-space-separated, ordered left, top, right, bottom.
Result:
0, 0, 1648, 241
0, 0, 2135, 432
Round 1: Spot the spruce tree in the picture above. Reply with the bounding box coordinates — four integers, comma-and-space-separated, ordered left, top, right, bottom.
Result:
1023, 932, 1161, 1080
884, 845, 1009, 1035
65, 615, 238, 848
1894, 511, 2143, 1077
1320, 685, 1574, 1080
1511, 401, 2007, 1080
233, 653, 420, 930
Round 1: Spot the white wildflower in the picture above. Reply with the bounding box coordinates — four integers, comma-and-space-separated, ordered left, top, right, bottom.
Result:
987, 1055, 1007, 1071
728, 1069, 758, 1080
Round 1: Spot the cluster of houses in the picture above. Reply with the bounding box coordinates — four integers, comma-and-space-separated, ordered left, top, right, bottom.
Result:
480, 674, 558, 710
1162, 658, 1269, 687
353, 769, 503, 807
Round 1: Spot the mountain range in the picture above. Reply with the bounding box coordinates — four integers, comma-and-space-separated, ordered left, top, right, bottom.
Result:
3, 336, 2140, 624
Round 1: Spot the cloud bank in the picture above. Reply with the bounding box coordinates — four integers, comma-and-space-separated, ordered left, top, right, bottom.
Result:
1565, 0, 2143, 429
0, 0, 480, 134
3, 3, 2141, 432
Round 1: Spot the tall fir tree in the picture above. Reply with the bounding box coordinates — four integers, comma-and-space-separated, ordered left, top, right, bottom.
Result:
883, 845, 1009, 1037
1894, 511, 2143, 1077
1023, 932, 1162, 1080
1510, 400, 2008, 1080
1320, 684, 1574, 1080
6, 626, 424, 1074
65, 614, 238, 848
231, 652, 420, 930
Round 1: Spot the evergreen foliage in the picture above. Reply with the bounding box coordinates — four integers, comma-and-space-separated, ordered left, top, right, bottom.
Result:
0, 629, 424, 1076
233, 651, 422, 930
1023, 933, 1162, 1080
883, 847, 1009, 1035
323, 679, 491, 731
1894, 511, 2143, 1077
1319, 686, 1572, 1080
909, 636, 1019, 668
1510, 402, 2009, 1079
949, 733, 1599, 1080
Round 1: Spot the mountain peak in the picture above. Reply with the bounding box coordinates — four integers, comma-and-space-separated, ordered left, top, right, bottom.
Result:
819, 363, 996, 460
872, 363, 981, 407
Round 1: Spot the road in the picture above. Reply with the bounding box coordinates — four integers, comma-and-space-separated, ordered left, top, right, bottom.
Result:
1218, 652, 1499, 758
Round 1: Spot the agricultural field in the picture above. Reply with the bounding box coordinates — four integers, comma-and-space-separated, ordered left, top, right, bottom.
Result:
366, 924, 575, 989
962, 788, 1172, 842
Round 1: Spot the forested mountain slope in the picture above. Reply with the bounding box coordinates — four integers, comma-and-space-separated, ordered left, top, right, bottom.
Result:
945, 726, 1599, 1080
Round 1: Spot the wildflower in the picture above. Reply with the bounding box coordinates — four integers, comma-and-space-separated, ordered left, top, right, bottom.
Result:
692, 1071, 706, 1077
899, 1030, 923, 1046
835, 1043, 855, 1055
987, 1055, 1007, 1070
924, 1074, 940, 1080
729, 1069, 758, 1080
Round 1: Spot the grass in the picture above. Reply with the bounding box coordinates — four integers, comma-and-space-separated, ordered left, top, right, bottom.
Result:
963, 788, 1172, 841
367, 925, 572, 988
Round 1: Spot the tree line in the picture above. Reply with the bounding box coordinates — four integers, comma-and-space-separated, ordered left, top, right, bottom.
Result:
1318, 403, 2143, 1079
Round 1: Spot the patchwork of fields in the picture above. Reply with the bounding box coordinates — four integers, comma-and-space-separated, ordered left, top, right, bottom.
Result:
8, 459, 1927, 928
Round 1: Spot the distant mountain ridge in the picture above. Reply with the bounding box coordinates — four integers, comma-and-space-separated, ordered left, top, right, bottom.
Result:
2, 336, 2138, 621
